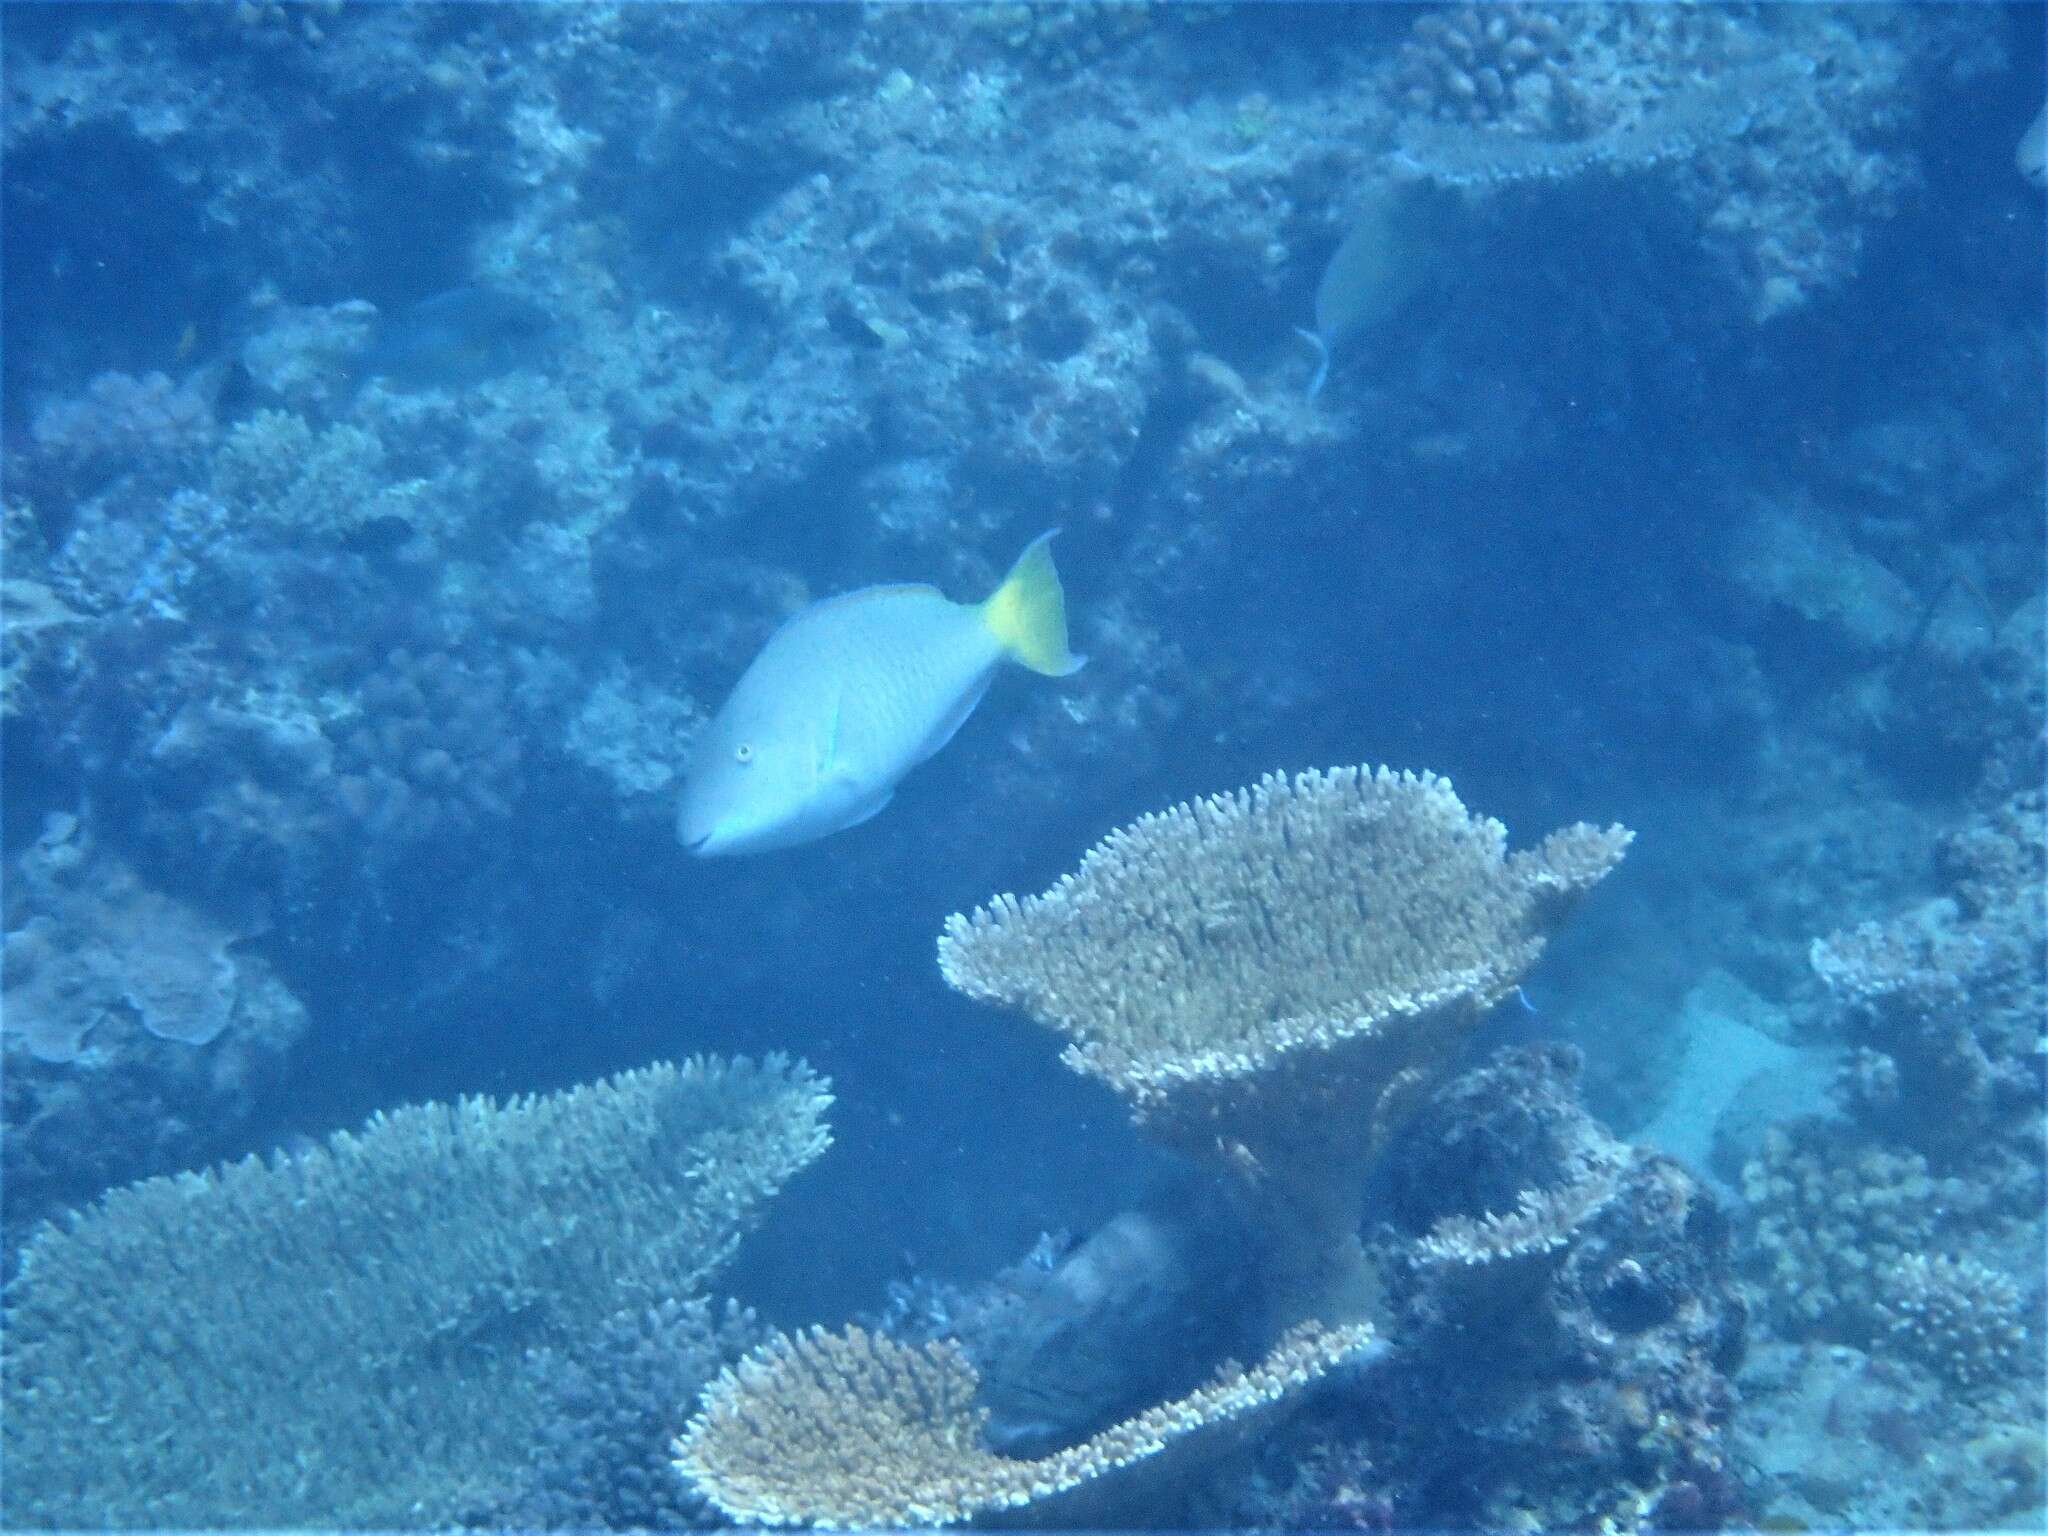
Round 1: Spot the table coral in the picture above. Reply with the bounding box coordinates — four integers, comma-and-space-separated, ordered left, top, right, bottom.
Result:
2, 1054, 832, 1529
940, 764, 1629, 1324
675, 1318, 1377, 1529
494, 1297, 766, 1532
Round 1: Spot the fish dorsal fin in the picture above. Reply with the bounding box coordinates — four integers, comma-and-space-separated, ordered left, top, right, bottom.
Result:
768, 582, 947, 656
808, 582, 942, 616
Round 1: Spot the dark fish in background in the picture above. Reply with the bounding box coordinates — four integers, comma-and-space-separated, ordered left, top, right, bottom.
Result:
1296, 178, 1452, 398
354, 285, 555, 391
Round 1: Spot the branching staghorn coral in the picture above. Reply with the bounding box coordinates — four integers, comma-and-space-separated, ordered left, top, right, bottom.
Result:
939, 765, 1630, 1320
1, 1054, 832, 1530
673, 1318, 1379, 1529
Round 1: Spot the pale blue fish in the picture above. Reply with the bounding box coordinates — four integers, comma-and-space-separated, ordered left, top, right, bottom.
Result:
679, 532, 1084, 857
356, 285, 554, 391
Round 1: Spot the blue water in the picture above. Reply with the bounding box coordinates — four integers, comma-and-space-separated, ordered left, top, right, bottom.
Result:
3, 4, 2043, 1530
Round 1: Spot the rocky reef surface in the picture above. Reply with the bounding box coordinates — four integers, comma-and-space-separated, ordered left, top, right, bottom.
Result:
2, 4, 2042, 1528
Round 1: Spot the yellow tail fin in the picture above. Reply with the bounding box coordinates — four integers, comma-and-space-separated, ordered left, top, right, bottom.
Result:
982, 530, 1085, 677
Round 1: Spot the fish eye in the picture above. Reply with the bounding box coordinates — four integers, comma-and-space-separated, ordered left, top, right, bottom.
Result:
734, 743, 754, 765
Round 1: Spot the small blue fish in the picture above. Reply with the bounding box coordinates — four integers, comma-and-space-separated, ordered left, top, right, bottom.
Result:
679, 532, 1084, 856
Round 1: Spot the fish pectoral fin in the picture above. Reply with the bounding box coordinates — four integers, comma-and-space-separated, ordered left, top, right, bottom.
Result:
815, 692, 843, 779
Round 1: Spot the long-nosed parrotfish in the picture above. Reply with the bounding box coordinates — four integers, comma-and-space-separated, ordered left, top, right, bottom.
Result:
678, 531, 1085, 857
1296, 178, 1444, 398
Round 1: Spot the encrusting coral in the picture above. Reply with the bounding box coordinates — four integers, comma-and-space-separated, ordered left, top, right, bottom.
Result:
673, 1318, 1379, 1529
2, 809, 310, 1222
1, 1054, 832, 1529
2, 811, 293, 1063
939, 765, 1630, 1321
